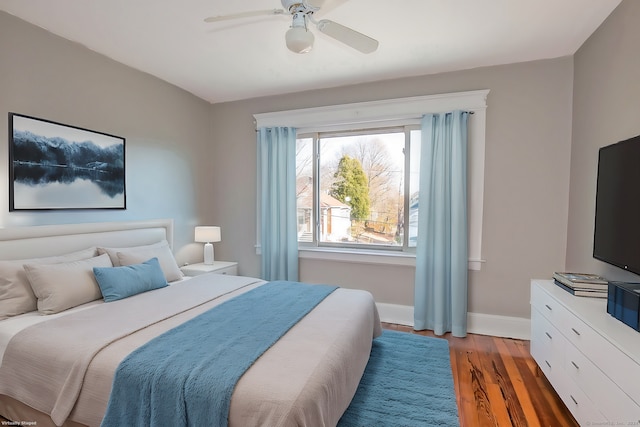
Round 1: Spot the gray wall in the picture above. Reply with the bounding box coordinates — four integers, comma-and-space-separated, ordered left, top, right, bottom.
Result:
567, 0, 640, 282
0, 11, 213, 264
211, 57, 575, 319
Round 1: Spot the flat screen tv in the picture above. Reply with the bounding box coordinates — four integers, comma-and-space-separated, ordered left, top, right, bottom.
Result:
593, 135, 640, 276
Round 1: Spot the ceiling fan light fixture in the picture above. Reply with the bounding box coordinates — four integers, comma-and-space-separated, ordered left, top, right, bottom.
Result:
206, 0, 379, 54
285, 26, 314, 53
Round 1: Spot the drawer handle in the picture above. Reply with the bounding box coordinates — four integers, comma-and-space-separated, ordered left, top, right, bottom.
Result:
570, 395, 578, 405
545, 304, 552, 311
545, 360, 551, 368
545, 332, 552, 340
571, 327, 581, 336
571, 361, 579, 370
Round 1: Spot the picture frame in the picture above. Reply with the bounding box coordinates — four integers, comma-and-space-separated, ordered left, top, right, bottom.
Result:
9, 113, 126, 210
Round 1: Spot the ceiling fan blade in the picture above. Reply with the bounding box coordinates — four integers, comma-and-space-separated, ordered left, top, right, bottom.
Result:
204, 9, 284, 23
316, 19, 378, 53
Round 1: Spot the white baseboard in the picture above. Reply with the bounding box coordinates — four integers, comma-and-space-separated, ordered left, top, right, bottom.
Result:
376, 303, 531, 340
467, 312, 531, 339
376, 303, 414, 326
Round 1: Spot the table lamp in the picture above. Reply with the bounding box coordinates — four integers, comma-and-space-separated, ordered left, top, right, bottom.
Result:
194, 226, 221, 265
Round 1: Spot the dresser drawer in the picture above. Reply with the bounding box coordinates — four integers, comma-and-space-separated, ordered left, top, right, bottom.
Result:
554, 370, 607, 426
531, 308, 564, 378
557, 306, 640, 406
180, 262, 238, 277
212, 264, 238, 275
564, 341, 640, 420
531, 283, 564, 324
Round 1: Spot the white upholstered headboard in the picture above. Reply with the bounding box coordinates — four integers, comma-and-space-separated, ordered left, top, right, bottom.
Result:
0, 219, 174, 261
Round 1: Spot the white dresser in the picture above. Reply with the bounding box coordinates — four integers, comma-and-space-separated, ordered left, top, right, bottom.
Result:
530, 279, 640, 425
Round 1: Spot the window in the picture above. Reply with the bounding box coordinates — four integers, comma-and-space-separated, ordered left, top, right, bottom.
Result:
255, 90, 488, 270
296, 127, 422, 251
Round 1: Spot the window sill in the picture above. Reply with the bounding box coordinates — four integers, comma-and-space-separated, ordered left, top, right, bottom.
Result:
299, 247, 416, 267
299, 247, 484, 270
256, 245, 484, 270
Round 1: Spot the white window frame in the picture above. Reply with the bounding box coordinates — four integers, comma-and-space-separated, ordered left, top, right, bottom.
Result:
298, 126, 413, 252
254, 89, 489, 271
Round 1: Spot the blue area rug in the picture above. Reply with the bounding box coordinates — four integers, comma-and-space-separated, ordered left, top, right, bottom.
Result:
338, 330, 459, 427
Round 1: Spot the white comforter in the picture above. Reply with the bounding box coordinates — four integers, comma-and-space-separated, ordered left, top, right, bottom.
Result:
0, 275, 381, 427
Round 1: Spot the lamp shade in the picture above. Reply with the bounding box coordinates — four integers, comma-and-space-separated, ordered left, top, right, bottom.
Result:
194, 226, 221, 243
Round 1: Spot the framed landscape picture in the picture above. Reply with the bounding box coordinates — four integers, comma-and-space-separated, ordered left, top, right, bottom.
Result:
9, 113, 126, 210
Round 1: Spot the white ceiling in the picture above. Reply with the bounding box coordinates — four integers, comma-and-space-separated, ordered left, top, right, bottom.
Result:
0, 0, 621, 104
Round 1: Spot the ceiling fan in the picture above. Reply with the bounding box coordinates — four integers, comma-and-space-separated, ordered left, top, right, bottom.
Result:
204, 0, 379, 54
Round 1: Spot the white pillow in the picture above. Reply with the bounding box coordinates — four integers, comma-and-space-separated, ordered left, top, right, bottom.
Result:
24, 253, 113, 315
116, 244, 183, 282
0, 247, 97, 320
98, 240, 172, 266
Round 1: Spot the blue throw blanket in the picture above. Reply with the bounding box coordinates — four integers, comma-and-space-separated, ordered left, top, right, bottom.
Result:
101, 281, 338, 427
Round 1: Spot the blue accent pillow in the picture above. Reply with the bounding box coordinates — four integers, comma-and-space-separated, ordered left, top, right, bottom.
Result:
93, 257, 169, 302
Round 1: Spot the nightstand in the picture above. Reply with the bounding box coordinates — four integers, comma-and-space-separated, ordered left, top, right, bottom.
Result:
180, 261, 238, 277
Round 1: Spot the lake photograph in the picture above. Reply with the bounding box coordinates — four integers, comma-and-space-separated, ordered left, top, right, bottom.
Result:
9, 114, 125, 210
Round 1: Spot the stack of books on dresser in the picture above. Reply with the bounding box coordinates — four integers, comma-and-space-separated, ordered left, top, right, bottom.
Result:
553, 272, 609, 298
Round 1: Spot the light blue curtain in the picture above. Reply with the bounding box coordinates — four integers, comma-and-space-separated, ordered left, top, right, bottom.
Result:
257, 127, 299, 281
414, 111, 469, 337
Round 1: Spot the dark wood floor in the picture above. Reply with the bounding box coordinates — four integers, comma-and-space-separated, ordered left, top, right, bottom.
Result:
2, 325, 578, 427
382, 323, 578, 427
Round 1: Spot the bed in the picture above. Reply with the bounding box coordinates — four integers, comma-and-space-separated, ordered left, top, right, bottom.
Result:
0, 219, 381, 427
